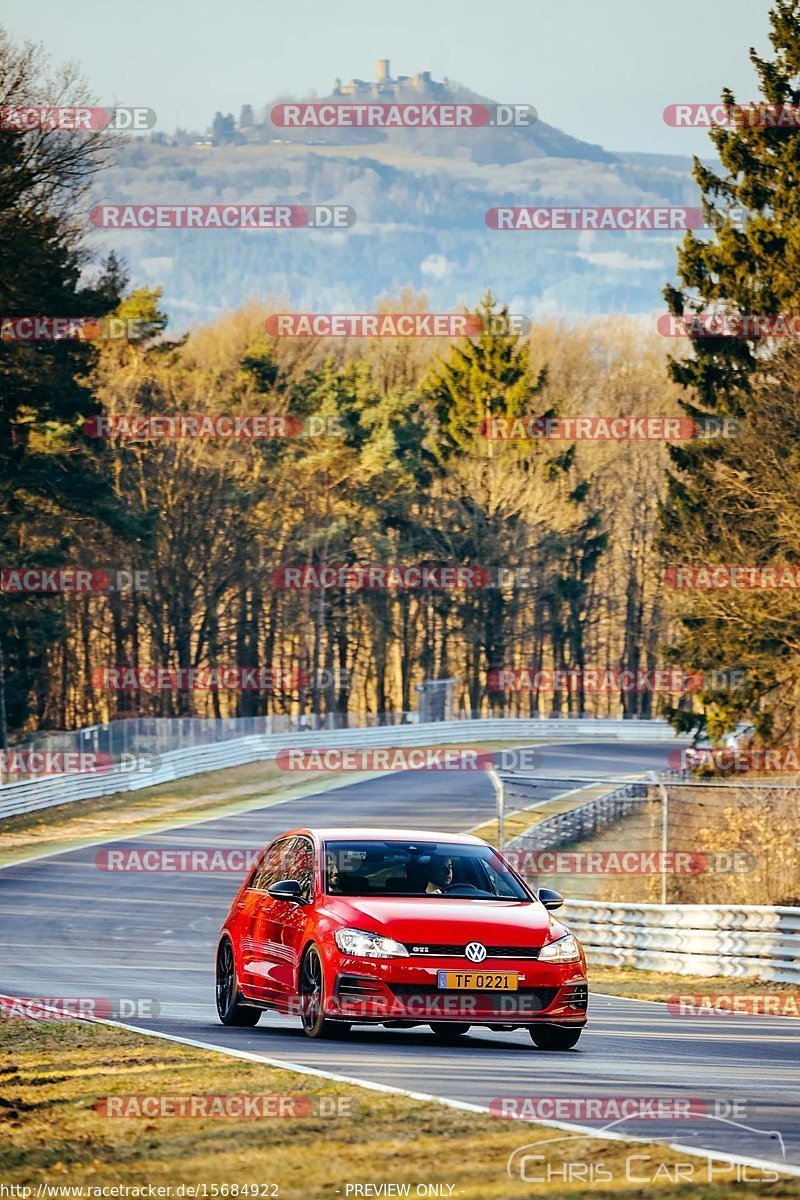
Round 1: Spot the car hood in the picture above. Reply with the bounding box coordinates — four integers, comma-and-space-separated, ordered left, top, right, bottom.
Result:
321, 896, 556, 945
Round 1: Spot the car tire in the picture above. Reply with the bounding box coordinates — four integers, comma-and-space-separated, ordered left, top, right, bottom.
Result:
216, 938, 261, 1027
429, 1023, 470, 1041
529, 1025, 582, 1050
299, 945, 350, 1039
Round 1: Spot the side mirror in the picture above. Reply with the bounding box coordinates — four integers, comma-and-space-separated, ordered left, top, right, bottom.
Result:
267, 879, 307, 904
537, 887, 564, 911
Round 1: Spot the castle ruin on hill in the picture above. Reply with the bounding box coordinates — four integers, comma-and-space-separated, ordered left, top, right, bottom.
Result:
333, 60, 447, 98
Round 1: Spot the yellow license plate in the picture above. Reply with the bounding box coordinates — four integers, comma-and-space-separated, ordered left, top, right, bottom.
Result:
437, 971, 518, 991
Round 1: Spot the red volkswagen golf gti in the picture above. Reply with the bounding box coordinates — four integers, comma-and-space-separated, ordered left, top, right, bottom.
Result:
216, 827, 588, 1049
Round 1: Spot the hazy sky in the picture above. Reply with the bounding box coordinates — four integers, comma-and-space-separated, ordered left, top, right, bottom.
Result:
5, 0, 774, 155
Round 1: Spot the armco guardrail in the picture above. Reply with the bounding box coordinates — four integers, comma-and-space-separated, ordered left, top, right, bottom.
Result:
562, 899, 800, 984
0, 717, 677, 820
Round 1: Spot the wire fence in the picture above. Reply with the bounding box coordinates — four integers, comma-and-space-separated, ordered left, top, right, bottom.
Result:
0, 711, 422, 782
495, 770, 800, 907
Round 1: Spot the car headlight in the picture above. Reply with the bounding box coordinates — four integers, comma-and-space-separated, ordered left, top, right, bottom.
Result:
538, 934, 581, 963
334, 928, 409, 959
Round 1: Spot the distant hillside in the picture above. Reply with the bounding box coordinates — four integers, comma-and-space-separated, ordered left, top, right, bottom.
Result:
256, 94, 617, 168
89, 75, 706, 331
224, 62, 618, 166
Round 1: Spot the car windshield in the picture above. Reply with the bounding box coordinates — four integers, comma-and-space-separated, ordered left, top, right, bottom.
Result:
323, 840, 531, 900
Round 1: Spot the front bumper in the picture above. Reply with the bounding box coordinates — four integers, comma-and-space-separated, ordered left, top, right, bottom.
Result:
321, 945, 588, 1026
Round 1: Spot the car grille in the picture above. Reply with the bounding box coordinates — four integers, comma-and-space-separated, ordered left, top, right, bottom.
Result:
403, 943, 541, 959
388, 984, 559, 1011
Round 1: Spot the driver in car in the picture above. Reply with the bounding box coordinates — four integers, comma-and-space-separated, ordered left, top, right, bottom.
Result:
326, 852, 340, 892
425, 855, 454, 894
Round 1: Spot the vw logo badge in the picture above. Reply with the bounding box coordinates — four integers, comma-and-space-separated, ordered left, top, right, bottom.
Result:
465, 941, 487, 963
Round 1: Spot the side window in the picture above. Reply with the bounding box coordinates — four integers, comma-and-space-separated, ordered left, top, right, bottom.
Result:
249, 839, 290, 891
280, 835, 315, 901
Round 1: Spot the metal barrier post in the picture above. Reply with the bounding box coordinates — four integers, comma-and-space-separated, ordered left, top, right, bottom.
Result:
488, 768, 505, 854
649, 771, 669, 905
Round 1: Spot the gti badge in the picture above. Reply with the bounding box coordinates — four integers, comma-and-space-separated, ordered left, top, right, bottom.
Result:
465, 942, 487, 963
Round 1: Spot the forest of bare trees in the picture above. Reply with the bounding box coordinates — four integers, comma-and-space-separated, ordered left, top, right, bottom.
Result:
3, 285, 689, 734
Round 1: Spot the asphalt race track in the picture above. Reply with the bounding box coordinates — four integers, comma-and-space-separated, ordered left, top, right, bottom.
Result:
1, 741, 798, 1177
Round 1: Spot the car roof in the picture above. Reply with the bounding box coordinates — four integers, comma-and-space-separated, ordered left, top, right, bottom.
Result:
277, 827, 488, 846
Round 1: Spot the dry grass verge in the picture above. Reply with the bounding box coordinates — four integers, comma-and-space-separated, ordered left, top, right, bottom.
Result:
1, 1021, 797, 1197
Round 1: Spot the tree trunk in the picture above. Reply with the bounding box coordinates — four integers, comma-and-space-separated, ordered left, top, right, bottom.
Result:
0, 625, 8, 751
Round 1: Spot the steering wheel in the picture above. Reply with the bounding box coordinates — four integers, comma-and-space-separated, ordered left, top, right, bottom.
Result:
440, 883, 483, 896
